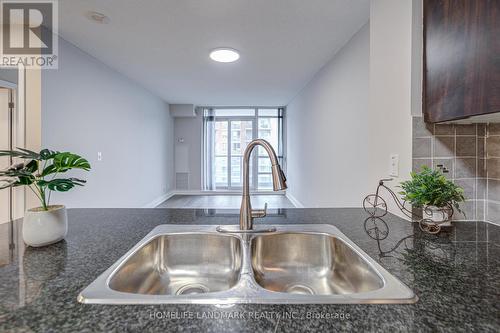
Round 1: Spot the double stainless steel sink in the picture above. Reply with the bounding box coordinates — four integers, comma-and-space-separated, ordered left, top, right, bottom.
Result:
78, 224, 417, 304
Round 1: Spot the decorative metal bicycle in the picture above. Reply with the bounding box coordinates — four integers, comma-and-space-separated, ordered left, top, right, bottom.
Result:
363, 178, 454, 234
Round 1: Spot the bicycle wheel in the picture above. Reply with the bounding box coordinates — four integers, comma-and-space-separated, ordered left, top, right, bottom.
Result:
363, 194, 388, 217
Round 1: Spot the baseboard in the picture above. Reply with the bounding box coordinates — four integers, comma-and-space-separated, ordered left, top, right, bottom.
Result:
173, 190, 287, 196
286, 192, 304, 208
142, 191, 176, 208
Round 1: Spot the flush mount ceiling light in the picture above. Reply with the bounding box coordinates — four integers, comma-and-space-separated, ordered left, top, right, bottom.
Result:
87, 11, 110, 24
209, 48, 240, 63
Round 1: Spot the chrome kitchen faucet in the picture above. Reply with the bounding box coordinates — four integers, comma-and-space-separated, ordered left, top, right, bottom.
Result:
238, 139, 287, 230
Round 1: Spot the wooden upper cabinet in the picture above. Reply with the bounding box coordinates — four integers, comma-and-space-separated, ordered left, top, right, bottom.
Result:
423, 0, 500, 123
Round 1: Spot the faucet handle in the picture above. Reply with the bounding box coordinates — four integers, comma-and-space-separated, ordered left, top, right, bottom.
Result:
251, 203, 267, 219
280, 168, 287, 182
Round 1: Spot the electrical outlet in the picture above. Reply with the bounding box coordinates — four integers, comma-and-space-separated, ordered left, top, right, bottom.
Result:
97, 152, 102, 161
389, 154, 399, 177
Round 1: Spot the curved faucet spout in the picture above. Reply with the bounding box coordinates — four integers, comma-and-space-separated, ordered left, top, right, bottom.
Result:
240, 139, 287, 230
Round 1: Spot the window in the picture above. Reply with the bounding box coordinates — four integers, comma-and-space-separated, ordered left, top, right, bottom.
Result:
203, 108, 284, 191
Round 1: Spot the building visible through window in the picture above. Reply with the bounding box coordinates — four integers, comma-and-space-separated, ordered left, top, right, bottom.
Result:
203, 108, 284, 191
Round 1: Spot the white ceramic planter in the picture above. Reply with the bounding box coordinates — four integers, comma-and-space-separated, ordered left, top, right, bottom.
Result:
423, 205, 451, 227
23, 205, 68, 247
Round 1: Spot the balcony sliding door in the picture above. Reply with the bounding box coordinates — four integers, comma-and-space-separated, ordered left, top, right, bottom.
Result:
206, 108, 284, 191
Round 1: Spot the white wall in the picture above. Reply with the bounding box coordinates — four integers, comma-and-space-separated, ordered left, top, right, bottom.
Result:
286, 24, 371, 207
42, 38, 174, 208
285, 0, 415, 214
369, 0, 414, 219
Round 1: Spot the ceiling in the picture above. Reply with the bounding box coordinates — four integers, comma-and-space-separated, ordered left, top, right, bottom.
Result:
58, 0, 369, 106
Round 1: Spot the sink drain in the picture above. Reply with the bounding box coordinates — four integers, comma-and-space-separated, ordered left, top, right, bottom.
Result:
176, 283, 210, 295
285, 284, 315, 295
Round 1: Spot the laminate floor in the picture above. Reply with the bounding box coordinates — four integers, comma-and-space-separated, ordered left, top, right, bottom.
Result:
156, 194, 295, 209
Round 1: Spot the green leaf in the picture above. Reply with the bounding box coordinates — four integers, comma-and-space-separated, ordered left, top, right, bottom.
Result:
17, 147, 40, 157
38, 178, 86, 192
0, 178, 18, 189
39, 149, 58, 160
0, 167, 36, 179
25, 160, 38, 173
53, 152, 91, 172
0, 148, 39, 159
41, 164, 57, 177
17, 175, 35, 185
69, 178, 86, 186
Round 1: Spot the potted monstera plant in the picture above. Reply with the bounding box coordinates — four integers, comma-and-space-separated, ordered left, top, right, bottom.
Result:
399, 166, 465, 226
0, 148, 90, 247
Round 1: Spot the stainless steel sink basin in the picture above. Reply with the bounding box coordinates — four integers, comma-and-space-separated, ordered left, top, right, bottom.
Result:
108, 234, 242, 295
78, 224, 417, 304
251, 233, 383, 295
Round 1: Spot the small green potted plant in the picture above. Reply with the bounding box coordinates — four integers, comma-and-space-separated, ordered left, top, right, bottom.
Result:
0, 148, 90, 247
399, 166, 465, 226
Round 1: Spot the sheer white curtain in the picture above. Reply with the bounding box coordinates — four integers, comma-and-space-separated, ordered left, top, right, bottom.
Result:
202, 108, 216, 190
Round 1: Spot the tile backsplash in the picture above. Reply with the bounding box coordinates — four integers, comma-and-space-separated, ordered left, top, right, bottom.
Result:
412, 117, 500, 224
487, 124, 500, 224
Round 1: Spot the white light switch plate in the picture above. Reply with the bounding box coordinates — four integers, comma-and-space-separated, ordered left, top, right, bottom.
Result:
97, 152, 102, 161
390, 154, 399, 177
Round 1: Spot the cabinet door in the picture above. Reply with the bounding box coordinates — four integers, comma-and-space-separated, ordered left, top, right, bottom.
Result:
423, 0, 500, 123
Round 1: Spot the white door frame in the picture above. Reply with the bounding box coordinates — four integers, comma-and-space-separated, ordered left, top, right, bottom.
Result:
0, 72, 26, 223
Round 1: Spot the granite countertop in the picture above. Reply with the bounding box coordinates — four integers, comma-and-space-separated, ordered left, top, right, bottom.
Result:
0, 208, 498, 332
